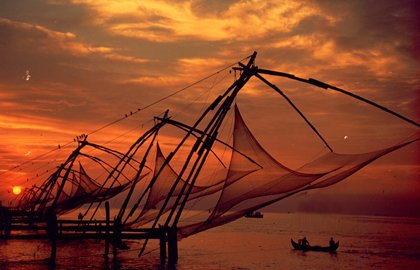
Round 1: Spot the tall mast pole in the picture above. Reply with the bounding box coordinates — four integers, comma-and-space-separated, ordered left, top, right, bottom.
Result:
254, 68, 419, 128
138, 52, 257, 256
169, 53, 258, 228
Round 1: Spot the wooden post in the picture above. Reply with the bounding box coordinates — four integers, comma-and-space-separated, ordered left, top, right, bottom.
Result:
168, 226, 178, 266
50, 236, 57, 266
113, 217, 120, 256
105, 201, 110, 257
0, 203, 4, 237
2, 207, 12, 236
159, 225, 167, 265
47, 212, 58, 266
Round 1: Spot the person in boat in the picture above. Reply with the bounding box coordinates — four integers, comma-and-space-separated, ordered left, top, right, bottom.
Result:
329, 237, 335, 248
299, 237, 310, 247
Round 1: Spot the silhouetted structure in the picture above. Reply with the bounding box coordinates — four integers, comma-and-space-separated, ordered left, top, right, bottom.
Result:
1, 52, 418, 266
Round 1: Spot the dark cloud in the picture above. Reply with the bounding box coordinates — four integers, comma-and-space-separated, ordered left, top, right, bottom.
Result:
104, 14, 172, 25
0, 0, 94, 34
190, 0, 238, 15
291, 15, 332, 35
312, 0, 420, 60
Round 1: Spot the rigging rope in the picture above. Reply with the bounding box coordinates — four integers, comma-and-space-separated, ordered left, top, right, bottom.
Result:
255, 68, 420, 128
0, 55, 252, 178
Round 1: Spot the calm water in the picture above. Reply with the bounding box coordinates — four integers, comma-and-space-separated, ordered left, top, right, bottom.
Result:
1, 213, 420, 269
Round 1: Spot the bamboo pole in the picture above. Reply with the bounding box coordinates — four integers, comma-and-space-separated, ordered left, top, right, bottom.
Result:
105, 201, 110, 257
47, 212, 57, 266
159, 225, 167, 265
168, 226, 178, 266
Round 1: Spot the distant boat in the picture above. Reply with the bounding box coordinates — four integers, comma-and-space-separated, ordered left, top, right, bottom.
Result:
244, 211, 263, 218
291, 239, 339, 253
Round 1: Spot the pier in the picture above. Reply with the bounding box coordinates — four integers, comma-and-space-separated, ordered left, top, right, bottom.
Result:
0, 202, 178, 266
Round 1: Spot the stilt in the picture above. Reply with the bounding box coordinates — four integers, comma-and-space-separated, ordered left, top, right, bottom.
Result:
0, 203, 4, 237
50, 237, 57, 267
112, 248, 119, 269
159, 225, 167, 265
47, 212, 58, 266
168, 226, 178, 266
0, 206, 12, 237
104, 201, 110, 257
112, 217, 120, 256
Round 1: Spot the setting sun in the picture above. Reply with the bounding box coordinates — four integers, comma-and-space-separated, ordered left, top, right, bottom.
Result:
12, 186, 22, 195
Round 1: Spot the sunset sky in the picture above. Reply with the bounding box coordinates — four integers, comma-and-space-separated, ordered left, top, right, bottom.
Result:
0, 0, 419, 214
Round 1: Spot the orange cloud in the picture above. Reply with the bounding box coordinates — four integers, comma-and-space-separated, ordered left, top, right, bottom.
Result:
124, 57, 230, 86
69, 0, 333, 42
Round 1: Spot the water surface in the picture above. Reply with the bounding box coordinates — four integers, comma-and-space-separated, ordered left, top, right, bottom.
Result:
1, 213, 419, 269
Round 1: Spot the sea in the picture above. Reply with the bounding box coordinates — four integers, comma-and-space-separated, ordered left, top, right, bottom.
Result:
1, 212, 420, 270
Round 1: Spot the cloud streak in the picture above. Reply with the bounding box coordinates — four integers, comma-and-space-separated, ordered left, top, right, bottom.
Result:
70, 0, 333, 42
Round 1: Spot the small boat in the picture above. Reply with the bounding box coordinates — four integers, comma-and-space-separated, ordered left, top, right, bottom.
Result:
291, 239, 339, 253
244, 211, 263, 218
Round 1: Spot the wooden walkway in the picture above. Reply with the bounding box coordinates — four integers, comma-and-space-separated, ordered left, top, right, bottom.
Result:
0, 203, 178, 266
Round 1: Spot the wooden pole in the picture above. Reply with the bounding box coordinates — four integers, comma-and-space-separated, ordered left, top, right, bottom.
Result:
255, 68, 420, 128
118, 129, 159, 223
168, 53, 257, 229
159, 225, 167, 265
104, 201, 110, 257
47, 211, 57, 266
254, 73, 333, 152
0, 201, 3, 237
168, 226, 178, 266
113, 217, 120, 256
50, 237, 56, 267
138, 53, 257, 257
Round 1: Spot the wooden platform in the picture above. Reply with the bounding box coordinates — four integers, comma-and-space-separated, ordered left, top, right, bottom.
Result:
0, 205, 178, 266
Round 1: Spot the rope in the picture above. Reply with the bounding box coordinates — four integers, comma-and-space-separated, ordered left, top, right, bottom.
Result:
0, 55, 252, 178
